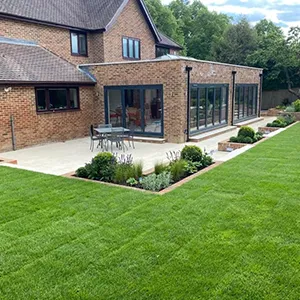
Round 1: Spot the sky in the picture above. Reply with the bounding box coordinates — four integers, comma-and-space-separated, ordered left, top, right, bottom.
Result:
161, 0, 300, 35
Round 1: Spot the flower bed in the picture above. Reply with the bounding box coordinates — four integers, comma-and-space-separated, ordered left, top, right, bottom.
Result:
266, 114, 295, 128
218, 126, 263, 152
74, 146, 214, 192
258, 126, 280, 135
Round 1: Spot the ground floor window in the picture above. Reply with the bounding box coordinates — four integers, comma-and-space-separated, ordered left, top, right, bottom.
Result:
234, 84, 258, 122
35, 87, 79, 112
190, 84, 228, 133
105, 85, 163, 136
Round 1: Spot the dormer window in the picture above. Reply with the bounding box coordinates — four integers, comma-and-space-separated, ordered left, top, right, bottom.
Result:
71, 31, 87, 56
122, 37, 140, 60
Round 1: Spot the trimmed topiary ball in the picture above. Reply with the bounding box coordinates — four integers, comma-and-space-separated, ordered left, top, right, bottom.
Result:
75, 167, 89, 178
238, 126, 255, 139
180, 145, 203, 163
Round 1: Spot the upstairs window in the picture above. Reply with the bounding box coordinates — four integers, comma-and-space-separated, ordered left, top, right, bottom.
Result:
36, 87, 80, 112
71, 31, 87, 56
156, 47, 170, 57
122, 37, 140, 59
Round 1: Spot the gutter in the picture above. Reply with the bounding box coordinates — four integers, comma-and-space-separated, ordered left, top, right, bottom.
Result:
186, 66, 193, 142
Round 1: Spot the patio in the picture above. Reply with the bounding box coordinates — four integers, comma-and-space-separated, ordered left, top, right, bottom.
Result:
0, 117, 276, 175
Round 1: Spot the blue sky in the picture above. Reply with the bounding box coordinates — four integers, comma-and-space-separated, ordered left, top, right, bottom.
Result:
161, 0, 300, 35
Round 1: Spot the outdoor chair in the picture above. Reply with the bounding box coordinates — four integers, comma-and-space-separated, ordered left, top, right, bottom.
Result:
106, 128, 127, 152
98, 124, 112, 129
89, 125, 106, 152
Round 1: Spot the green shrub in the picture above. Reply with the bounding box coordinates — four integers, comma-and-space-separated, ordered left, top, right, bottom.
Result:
184, 161, 199, 175
243, 136, 254, 144
132, 162, 143, 179
89, 152, 116, 181
202, 154, 213, 167
113, 164, 135, 184
230, 136, 238, 143
180, 145, 203, 162
75, 167, 89, 178
141, 172, 172, 191
285, 105, 295, 112
154, 162, 167, 175
293, 99, 300, 112
126, 178, 138, 186
238, 126, 255, 139
170, 159, 187, 182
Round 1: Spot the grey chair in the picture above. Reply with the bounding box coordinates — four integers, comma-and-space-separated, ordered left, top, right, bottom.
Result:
89, 125, 106, 152
98, 124, 112, 129
107, 128, 127, 152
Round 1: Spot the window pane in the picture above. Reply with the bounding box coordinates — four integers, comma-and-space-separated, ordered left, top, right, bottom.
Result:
49, 89, 67, 110
134, 40, 140, 59
144, 89, 162, 133
79, 34, 87, 55
128, 39, 134, 58
198, 88, 206, 129
70, 88, 79, 109
214, 88, 221, 125
37, 89, 46, 111
221, 87, 227, 123
207, 88, 214, 127
156, 47, 170, 57
190, 88, 198, 131
125, 89, 142, 132
122, 38, 128, 57
71, 33, 78, 54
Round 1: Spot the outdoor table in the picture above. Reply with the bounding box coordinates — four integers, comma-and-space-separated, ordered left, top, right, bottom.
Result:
94, 127, 130, 134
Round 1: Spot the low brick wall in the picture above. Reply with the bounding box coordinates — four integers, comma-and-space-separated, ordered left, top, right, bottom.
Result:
279, 111, 300, 121
258, 127, 280, 134
218, 140, 248, 152
262, 108, 283, 117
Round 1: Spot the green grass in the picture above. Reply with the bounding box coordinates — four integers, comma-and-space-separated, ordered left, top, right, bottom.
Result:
0, 124, 300, 299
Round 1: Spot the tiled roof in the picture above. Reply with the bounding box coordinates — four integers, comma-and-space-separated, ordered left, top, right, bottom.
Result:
0, 0, 182, 49
157, 31, 183, 50
0, 0, 131, 30
0, 38, 95, 84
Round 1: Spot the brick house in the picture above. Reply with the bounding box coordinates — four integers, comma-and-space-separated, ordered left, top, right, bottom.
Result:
0, 0, 262, 152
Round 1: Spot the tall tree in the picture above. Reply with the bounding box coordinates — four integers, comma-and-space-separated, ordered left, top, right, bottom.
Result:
144, 0, 185, 50
215, 18, 258, 65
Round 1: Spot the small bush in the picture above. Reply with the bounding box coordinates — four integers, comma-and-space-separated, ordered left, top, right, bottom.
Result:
141, 172, 172, 191
154, 162, 167, 175
285, 105, 295, 113
184, 161, 199, 175
230, 136, 238, 143
180, 145, 203, 162
89, 152, 116, 181
202, 154, 213, 167
293, 99, 300, 112
126, 178, 138, 186
243, 136, 254, 144
132, 162, 143, 179
238, 126, 255, 139
75, 167, 89, 178
113, 164, 135, 184
170, 159, 187, 182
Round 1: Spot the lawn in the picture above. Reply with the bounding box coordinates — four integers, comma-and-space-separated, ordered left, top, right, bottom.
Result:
0, 124, 300, 300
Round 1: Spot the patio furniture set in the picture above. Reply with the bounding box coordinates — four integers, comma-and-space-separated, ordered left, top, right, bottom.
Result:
90, 124, 135, 152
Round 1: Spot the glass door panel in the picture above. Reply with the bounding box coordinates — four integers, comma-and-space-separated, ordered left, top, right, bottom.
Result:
207, 88, 214, 127
198, 88, 206, 129
125, 89, 142, 132
244, 86, 249, 117
239, 87, 244, 118
190, 88, 198, 131
144, 88, 162, 134
221, 86, 227, 123
107, 89, 123, 127
214, 88, 221, 125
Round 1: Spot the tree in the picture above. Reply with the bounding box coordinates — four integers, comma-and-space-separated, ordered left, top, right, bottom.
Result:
215, 18, 258, 65
144, 0, 185, 50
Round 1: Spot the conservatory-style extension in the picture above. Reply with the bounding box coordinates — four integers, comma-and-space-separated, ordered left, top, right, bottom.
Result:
81, 55, 263, 143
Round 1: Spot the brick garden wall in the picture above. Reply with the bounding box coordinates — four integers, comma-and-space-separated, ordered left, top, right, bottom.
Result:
0, 86, 99, 152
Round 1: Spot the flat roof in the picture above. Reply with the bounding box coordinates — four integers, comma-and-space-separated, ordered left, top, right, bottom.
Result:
79, 54, 263, 71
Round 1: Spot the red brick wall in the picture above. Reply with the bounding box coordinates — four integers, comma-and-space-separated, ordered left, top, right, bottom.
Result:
89, 59, 262, 143
0, 86, 100, 152
103, 0, 156, 62
0, 17, 104, 64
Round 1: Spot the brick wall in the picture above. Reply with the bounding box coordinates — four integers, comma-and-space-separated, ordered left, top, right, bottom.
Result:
0, 86, 100, 152
88, 59, 262, 143
103, 0, 156, 62
0, 17, 104, 64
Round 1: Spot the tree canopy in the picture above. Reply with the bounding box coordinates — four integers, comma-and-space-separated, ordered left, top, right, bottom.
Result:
144, 0, 300, 95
